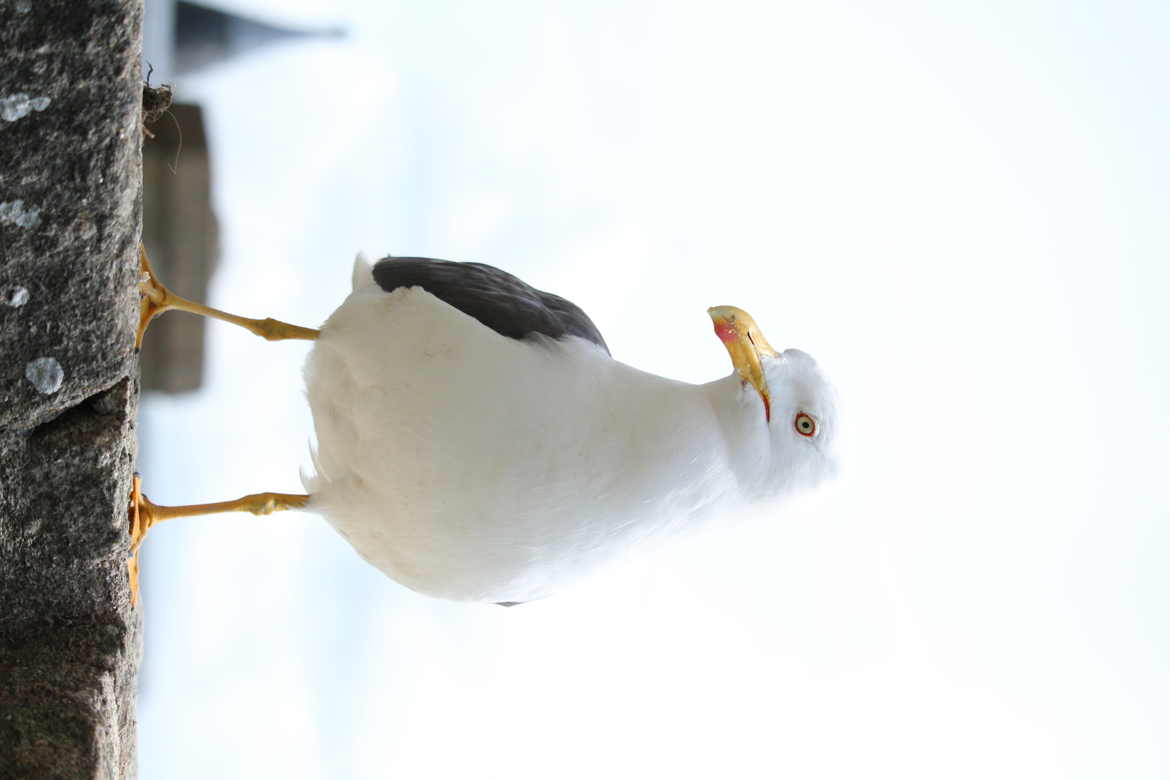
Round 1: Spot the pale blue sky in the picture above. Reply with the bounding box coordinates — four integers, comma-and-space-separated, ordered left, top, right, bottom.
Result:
139, 2, 1169, 778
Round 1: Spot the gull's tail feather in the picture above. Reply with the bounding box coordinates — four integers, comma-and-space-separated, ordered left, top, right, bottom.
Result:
299, 441, 324, 496
351, 252, 376, 291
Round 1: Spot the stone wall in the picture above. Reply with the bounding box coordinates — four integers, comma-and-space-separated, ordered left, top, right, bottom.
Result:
1, 1, 144, 777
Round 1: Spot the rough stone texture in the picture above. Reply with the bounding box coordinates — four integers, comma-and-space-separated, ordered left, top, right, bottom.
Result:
1, 1, 144, 778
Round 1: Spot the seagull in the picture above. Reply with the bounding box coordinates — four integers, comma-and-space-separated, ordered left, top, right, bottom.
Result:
130, 247, 840, 606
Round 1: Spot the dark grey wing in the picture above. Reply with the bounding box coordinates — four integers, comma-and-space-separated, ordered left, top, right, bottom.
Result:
371, 257, 609, 354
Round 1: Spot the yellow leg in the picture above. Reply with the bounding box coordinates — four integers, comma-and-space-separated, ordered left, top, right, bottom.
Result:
135, 244, 320, 348
126, 474, 310, 607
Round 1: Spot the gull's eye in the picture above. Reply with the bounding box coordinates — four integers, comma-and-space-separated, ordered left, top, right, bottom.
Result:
794, 412, 817, 437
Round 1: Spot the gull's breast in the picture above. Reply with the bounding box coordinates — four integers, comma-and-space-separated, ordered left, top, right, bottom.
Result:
303, 286, 732, 602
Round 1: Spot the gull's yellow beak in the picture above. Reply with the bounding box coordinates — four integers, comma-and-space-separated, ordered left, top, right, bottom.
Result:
708, 305, 778, 422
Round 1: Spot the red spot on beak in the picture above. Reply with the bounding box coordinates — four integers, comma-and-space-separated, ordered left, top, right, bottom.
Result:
714, 321, 737, 344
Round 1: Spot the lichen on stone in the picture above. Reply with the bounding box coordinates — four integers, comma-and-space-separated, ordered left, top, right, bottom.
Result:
2, 285, 29, 307
24, 356, 64, 394
0, 92, 51, 122
0, 199, 41, 228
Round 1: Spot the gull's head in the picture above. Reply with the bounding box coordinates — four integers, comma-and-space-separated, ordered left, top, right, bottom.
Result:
708, 305, 840, 499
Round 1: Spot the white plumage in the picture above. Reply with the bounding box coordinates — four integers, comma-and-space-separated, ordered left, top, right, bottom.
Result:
302, 255, 839, 604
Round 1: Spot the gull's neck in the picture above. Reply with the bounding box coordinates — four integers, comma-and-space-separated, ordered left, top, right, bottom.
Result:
702, 374, 773, 500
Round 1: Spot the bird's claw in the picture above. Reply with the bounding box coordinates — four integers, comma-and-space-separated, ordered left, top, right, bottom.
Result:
126, 473, 156, 607
135, 244, 172, 350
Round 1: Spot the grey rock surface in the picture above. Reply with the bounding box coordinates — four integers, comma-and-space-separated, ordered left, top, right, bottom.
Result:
1, 1, 144, 778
